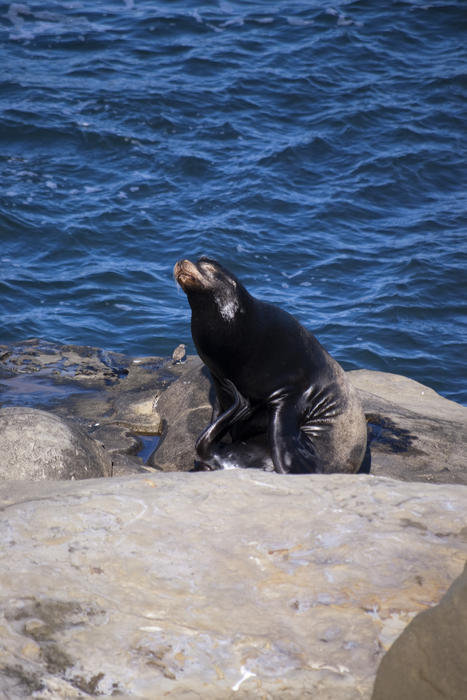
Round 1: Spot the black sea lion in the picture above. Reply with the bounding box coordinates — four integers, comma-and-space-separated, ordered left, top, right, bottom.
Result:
174, 257, 369, 474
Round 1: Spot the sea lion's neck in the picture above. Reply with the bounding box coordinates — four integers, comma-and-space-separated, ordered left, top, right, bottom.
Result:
189, 289, 256, 374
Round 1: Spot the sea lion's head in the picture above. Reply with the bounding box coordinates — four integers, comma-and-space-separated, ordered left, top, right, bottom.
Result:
174, 257, 246, 322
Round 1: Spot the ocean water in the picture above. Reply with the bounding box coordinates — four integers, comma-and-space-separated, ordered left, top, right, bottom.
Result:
1, 1, 466, 404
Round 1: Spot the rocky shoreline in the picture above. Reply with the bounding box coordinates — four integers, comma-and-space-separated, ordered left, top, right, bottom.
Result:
0, 338, 466, 698
1, 338, 466, 484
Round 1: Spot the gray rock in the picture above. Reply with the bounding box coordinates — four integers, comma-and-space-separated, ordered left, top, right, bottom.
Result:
371, 562, 467, 700
148, 356, 213, 471
0, 407, 112, 480
0, 337, 131, 381
349, 370, 467, 485
0, 471, 466, 698
0, 341, 177, 475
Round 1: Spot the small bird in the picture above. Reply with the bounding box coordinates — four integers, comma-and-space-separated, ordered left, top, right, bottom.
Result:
171, 343, 186, 365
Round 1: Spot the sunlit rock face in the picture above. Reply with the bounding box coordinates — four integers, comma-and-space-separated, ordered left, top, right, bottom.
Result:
0, 471, 466, 698
371, 563, 467, 700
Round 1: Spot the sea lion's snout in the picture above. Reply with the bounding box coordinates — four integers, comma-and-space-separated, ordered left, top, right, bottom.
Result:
174, 259, 204, 292
173, 259, 186, 283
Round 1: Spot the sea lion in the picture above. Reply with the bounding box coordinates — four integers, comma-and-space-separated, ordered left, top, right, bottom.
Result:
174, 257, 370, 474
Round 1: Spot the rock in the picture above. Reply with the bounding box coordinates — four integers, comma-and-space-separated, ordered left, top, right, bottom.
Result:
148, 356, 213, 471
349, 370, 467, 485
88, 387, 163, 475
349, 370, 467, 423
0, 471, 466, 698
1, 341, 466, 696
371, 562, 467, 700
0, 337, 131, 381
111, 393, 162, 434
0, 340, 180, 475
0, 407, 112, 480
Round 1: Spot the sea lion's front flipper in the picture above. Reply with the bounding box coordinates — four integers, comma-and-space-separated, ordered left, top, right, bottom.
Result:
195, 379, 251, 468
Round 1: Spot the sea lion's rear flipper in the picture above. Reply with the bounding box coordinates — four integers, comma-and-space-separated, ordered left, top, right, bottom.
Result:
269, 394, 323, 474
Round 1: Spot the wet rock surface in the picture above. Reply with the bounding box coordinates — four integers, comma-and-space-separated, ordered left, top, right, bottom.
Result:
0, 471, 466, 699
0, 338, 131, 382
0, 339, 184, 476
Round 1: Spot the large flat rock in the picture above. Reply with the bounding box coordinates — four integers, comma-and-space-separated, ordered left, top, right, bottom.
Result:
1, 471, 466, 698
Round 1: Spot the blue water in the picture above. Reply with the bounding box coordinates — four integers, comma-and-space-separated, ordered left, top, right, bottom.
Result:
1, 1, 466, 405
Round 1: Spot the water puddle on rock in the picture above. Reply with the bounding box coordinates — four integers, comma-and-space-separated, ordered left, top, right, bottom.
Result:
0, 373, 95, 408
136, 434, 160, 464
